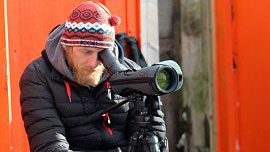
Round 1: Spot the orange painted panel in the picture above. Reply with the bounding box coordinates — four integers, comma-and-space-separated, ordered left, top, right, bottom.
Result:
214, 0, 239, 151
0, 1, 11, 152
104, 0, 140, 40
215, 0, 270, 151
7, 1, 88, 151
234, 0, 270, 151
126, 0, 140, 42
104, 0, 128, 34
6, 0, 140, 151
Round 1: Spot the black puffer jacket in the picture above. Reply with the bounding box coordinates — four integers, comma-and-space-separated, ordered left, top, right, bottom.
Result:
20, 50, 141, 152
20, 23, 142, 152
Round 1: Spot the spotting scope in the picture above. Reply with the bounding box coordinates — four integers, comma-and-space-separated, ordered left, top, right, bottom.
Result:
99, 49, 183, 96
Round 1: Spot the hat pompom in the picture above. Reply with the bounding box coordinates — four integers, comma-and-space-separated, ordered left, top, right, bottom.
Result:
109, 15, 121, 26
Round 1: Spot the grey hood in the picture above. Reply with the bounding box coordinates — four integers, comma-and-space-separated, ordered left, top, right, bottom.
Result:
45, 23, 77, 82
45, 23, 119, 84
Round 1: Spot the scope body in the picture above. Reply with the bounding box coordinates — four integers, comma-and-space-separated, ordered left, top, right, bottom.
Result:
99, 49, 183, 96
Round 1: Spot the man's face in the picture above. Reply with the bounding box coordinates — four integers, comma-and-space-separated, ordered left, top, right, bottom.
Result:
64, 46, 105, 86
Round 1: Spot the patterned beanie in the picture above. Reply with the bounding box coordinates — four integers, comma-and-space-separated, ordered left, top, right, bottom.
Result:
61, 1, 121, 50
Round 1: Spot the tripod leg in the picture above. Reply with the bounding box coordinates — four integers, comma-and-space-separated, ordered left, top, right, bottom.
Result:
143, 132, 160, 152
128, 132, 140, 152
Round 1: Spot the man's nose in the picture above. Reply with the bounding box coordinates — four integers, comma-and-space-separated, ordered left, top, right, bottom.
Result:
87, 54, 99, 68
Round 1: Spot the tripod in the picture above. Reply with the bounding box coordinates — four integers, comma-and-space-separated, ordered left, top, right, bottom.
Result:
90, 94, 164, 152
127, 95, 163, 152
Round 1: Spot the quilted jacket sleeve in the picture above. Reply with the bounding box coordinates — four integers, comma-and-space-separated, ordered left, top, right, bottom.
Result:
19, 61, 75, 152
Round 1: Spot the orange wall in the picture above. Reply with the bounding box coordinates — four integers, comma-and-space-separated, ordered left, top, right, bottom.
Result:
215, 0, 270, 151
1, 0, 140, 151
214, 0, 238, 151
0, 1, 11, 152
235, 0, 270, 151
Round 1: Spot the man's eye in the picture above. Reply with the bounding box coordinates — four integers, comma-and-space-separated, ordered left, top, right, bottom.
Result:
83, 50, 92, 54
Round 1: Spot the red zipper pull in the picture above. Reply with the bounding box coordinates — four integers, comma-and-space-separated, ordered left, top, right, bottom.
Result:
102, 113, 113, 135
105, 81, 112, 100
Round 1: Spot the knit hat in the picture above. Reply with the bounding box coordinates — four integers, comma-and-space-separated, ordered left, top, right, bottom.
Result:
61, 1, 121, 50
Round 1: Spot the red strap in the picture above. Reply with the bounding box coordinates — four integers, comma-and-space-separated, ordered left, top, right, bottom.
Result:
64, 81, 72, 103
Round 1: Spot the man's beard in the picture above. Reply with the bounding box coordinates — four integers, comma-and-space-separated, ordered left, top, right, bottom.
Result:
66, 56, 105, 86
74, 63, 105, 86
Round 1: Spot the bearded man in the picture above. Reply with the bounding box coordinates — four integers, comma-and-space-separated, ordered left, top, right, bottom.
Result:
19, 1, 167, 152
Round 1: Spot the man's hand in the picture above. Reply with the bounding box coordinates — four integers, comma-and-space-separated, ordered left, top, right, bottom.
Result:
127, 96, 167, 151
148, 109, 166, 140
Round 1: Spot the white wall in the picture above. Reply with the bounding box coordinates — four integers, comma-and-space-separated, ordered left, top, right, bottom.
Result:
140, 0, 160, 65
